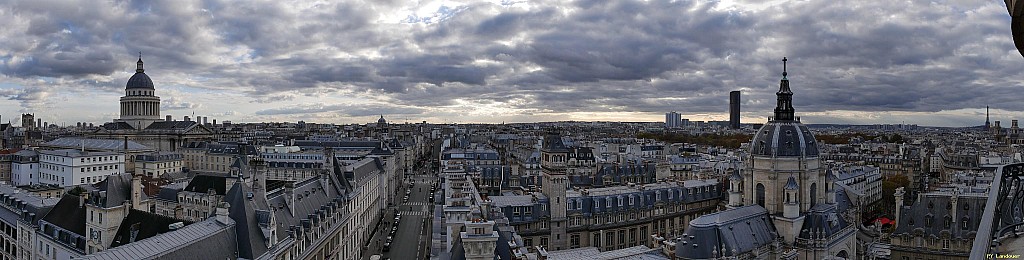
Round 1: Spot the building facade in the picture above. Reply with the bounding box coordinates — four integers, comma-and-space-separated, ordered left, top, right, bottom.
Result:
38, 149, 124, 187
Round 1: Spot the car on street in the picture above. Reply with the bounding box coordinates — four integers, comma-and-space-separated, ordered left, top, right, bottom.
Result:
403, 195, 409, 202
383, 242, 390, 252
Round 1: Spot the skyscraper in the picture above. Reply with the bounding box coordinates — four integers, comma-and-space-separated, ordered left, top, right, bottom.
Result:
730, 91, 741, 129
665, 111, 681, 128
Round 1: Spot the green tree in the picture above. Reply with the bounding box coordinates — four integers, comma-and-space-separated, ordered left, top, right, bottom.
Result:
880, 174, 911, 218
888, 134, 904, 143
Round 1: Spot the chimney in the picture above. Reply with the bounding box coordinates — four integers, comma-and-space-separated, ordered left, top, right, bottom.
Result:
284, 182, 295, 215
37, 119, 41, 128
213, 119, 217, 125
184, 116, 190, 122
1013, 120, 1019, 129
203, 117, 209, 125
131, 174, 143, 210
78, 192, 87, 208
215, 202, 231, 224
166, 115, 172, 122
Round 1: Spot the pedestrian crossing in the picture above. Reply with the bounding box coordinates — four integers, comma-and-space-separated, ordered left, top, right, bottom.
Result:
399, 210, 428, 216
403, 202, 430, 207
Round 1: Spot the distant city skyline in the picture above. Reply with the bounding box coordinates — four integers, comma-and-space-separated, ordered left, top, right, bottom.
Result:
1, 1, 1021, 127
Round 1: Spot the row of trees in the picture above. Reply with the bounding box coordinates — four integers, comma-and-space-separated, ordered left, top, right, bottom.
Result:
637, 132, 753, 148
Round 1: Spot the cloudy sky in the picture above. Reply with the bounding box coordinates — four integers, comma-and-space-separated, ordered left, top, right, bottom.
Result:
1, 0, 1021, 127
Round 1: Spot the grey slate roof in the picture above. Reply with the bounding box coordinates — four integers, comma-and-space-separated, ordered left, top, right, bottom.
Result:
144, 121, 197, 130
184, 174, 228, 195
893, 190, 985, 239
545, 245, 668, 260
797, 204, 849, 240
109, 209, 190, 248
155, 183, 184, 202
225, 182, 270, 259
39, 149, 121, 158
489, 195, 536, 207
45, 137, 151, 151
0, 183, 58, 225
729, 169, 742, 181
542, 134, 569, 153
750, 121, 819, 157
91, 174, 136, 208
82, 217, 237, 260
266, 176, 343, 240
676, 205, 778, 259
40, 194, 88, 236
101, 122, 136, 131
784, 176, 799, 190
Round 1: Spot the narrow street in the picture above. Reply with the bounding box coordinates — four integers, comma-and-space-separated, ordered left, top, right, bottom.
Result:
366, 165, 436, 259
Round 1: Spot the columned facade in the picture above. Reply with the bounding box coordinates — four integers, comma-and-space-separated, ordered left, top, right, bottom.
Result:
116, 55, 161, 130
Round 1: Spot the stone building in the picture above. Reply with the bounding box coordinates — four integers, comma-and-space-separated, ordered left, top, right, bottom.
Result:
889, 187, 985, 260
89, 57, 216, 151
681, 58, 857, 259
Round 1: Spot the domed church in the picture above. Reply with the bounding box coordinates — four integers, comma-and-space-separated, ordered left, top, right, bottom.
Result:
90, 55, 216, 151
115, 54, 162, 129
677, 58, 856, 260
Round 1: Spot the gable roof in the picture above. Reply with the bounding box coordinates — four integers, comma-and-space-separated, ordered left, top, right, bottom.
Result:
183, 174, 228, 195
225, 182, 269, 259
81, 217, 237, 260
44, 137, 152, 151
100, 122, 135, 131
41, 194, 88, 236
109, 209, 191, 248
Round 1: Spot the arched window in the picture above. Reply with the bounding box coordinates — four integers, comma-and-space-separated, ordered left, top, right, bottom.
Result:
756, 183, 766, 208
962, 217, 970, 230
836, 250, 849, 259
944, 216, 951, 228
809, 183, 817, 207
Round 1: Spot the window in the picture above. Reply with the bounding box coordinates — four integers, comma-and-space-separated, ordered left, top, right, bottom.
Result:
756, 183, 766, 207
962, 217, 970, 230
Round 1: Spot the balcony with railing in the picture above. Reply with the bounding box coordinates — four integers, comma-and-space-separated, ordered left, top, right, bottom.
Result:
971, 163, 1024, 259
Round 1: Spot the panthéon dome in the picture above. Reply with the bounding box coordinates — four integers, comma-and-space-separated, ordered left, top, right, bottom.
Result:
126, 55, 154, 90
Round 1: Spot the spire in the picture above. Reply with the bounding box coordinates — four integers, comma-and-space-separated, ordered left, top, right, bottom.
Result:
136, 52, 145, 73
773, 57, 795, 121
782, 57, 790, 79
986, 106, 991, 129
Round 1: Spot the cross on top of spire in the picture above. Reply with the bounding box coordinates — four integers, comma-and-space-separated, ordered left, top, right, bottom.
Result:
782, 57, 788, 79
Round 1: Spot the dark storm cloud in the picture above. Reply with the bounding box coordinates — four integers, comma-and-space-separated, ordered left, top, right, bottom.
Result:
255, 103, 426, 117
0, 0, 1021, 124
